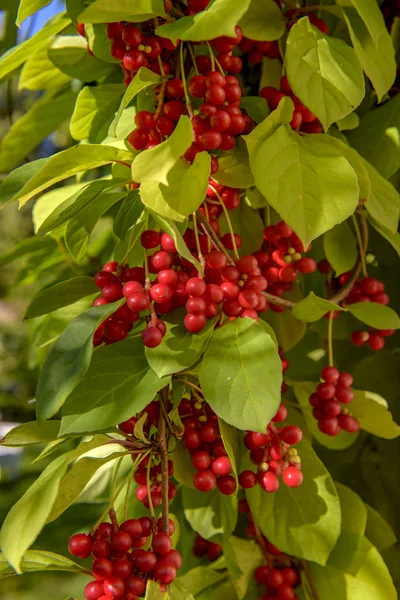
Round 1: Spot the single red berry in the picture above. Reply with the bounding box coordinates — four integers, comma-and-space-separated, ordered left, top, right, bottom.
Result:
318, 416, 340, 436
368, 333, 385, 351
335, 385, 354, 403
101, 284, 123, 302
321, 366, 340, 383
131, 549, 157, 573
338, 414, 360, 432
84, 580, 105, 600
352, 331, 370, 346
211, 456, 232, 476
68, 533, 92, 557
142, 327, 163, 348
153, 561, 177, 584
91, 539, 111, 558
162, 549, 182, 569
282, 466, 303, 487
94, 271, 119, 288
120, 519, 142, 539
239, 470, 257, 488
259, 471, 279, 492
316, 382, 336, 400
279, 425, 303, 445
111, 531, 132, 552
141, 229, 161, 248
152, 533, 172, 555
268, 568, 284, 588
194, 469, 217, 491
217, 474, 237, 495
125, 576, 146, 597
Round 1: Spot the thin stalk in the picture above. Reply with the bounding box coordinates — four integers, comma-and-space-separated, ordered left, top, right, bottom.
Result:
146, 455, 156, 519
352, 213, 367, 278
327, 311, 334, 367
208, 184, 240, 261
176, 378, 203, 395
192, 211, 206, 271
196, 209, 236, 265
55, 238, 80, 275
158, 387, 170, 534
301, 560, 321, 600
123, 477, 132, 522
180, 42, 194, 119
205, 41, 215, 70
188, 43, 200, 74
203, 202, 212, 253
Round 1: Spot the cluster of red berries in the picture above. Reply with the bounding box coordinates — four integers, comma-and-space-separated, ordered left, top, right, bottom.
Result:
106, 21, 177, 86
285, 9, 329, 34
68, 517, 181, 598
351, 327, 395, 351
192, 534, 222, 562
239, 37, 280, 64
260, 75, 323, 132
240, 404, 303, 493
309, 367, 359, 436
179, 396, 237, 494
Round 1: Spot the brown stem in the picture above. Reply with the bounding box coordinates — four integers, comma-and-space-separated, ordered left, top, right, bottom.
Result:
154, 79, 168, 122
301, 560, 321, 600
109, 508, 119, 533
158, 387, 170, 534
262, 291, 296, 309
195, 209, 236, 265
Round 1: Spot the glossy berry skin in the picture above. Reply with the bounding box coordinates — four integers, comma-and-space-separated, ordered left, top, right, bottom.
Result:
282, 467, 304, 487
217, 474, 237, 495
211, 456, 232, 476
103, 577, 125, 598
184, 313, 207, 333
84, 581, 105, 600
194, 469, 217, 491
259, 471, 280, 493
152, 533, 172, 555
68, 533, 92, 557
153, 561, 177, 584
132, 549, 157, 573
279, 425, 303, 445
120, 519, 142, 539
111, 531, 132, 552
239, 470, 257, 488
141, 327, 163, 348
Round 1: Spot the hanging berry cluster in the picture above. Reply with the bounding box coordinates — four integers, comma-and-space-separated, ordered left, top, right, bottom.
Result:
309, 367, 360, 436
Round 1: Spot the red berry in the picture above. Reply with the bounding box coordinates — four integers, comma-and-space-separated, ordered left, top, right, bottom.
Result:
127, 293, 149, 312
125, 576, 146, 597
131, 549, 157, 573
318, 416, 340, 436
91, 539, 111, 558
186, 297, 206, 314
239, 470, 257, 488
316, 382, 336, 400
321, 366, 340, 383
211, 456, 232, 476
201, 129, 222, 149
335, 385, 354, 403
153, 561, 177, 584
217, 474, 237, 495
120, 519, 142, 539
68, 533, 92, 557
123, 49, 145, 71
84, 581, 105, 600
186, 277, 207, 297
141, 229, 161, 248
122, 25, 142, 47
101, 284, 123, 302
259, 471, 279, 492
282, 466, 303, 487
95, 271, 119, 288
191, 451, 212, 470
279, 425, 303, 445
103, 577, 125, 598
194, 469, 217, 491
142, 327, 163, 348
368, 333, 385, 351
163, 549, 182, 569
338, 414, 360, 432
111, 531, 132, 552
152, 532, 172, 555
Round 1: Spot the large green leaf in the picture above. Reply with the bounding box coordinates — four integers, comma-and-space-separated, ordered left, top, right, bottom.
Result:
364, 504, 397, 552
0, 421, 61, 446
25, 277, 98, 319
362, 159, 400, 233
78, 0, 166, 23
244, 438, 341, 564
199, 319, 282, 433
145, 311, 215, 378
350, 389, 400, 439
323, 221, 358, 276
340, 6, 396, 101
18, 42, 71, 91
335, 482, 367, 536
0, 90, 76, 173
60, 337, 169, 435
131, 116, 194, 185
0, 145, 132, 209
0, 550, 86, 578
179, 567, 228, 597
156, 0, 251, 44
223, 536, 264, 600
218, 201, 264, 256
0, 454, 70, 573
0, 13, 70, 81
286, 17, 365, 130
36, 302, 122, 421
110, 67, 161, 136
113, 190, 143, 241
347, 302, 400, 330
250, 124, 359, 246
182, 487, 237, 541
347, 95, 400, 179
70, 84, 123, 143
263, 284, 306, 351
239, 0, 285, 41
48, 36, 116, 81
309, 531, 397, 599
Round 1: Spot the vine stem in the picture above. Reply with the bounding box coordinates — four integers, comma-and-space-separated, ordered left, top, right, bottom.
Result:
146, 454, 156, 520
352, 213, 367, 278
192, 211, 206, 271
301, 560, 321, 600
195, 209, 236, 265
202, 202, 212, 253
175, 377, 203, 395
208, 183, 240, 261
158, 386, 170, 534
188, 43, 200, 74
205, 41, 215, 71
55, 238, 80, 275
154, 78, 168, 122
180, 42, 194, 119
327, 311, 334, 367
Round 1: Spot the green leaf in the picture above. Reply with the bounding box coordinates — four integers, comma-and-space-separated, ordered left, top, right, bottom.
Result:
350, 389, 400, 439
131, 116, 193, 185
368, 217, 400, 255
199, 319, 282, 433
347, 302, 400, 330
170, 441, 196, 488
239, 0, 285, 41
70, 84, 123, 143
364, 504, 397, 552
223, 536, 264, 599
145, 311, 215, 378
244, 438, 341, 564
0, 13, 70, 82
260, 56, 282, 90
0, 236, 56, 269
336, 112, 360, 131
250, 125, 359, 246
0, 454, 70, 573
150, 213, 202, 273
240, 97, 269, 124
19, 42, 71, 91
65, 189, 126, 262
110, 68, 161, 137
182, 486, 237, 540
16, 0, 52, 26
218, 419, 240, 482
309, 531, 397, 599
293, 381, 359, 450
179, 567, 228, 596
0, 90, 76, 173
48, 36, 116, 81
323, 221, 358, 276
244, 96, 294, 160
140, 154, 209, 222
1, 144, 132, 209
47, 448, 123, 522
245, 187, 268, 209
25, 277, 98, 319
212, 139, 254, 188
36, 302, 122, 421
113, 190, 143, 241
335, 482, 367, 536
341, 6, 396, 101
0, 421, 61, 446
286, 17, 365, 130
78, 0, 166, 23
219, 201, 264, 256
363, 159, 400, 233
263, 284, 306, 351
347, 95, 400, 179
156, 0, 251, 44
292, 292, 344, 323
60, 337, 169, 435
85, 23, 119, 63
0, 550, 86, 578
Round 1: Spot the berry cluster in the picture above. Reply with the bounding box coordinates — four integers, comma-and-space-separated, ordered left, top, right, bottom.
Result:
192, 534, 222, 562
285, 8, 329, 34
238, 37, 280, 64
260, 75, 323, 133
68, 517, 181, 598
179, 396, 237, 494
240, 404, 303, 493
309, 367, 359, 436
